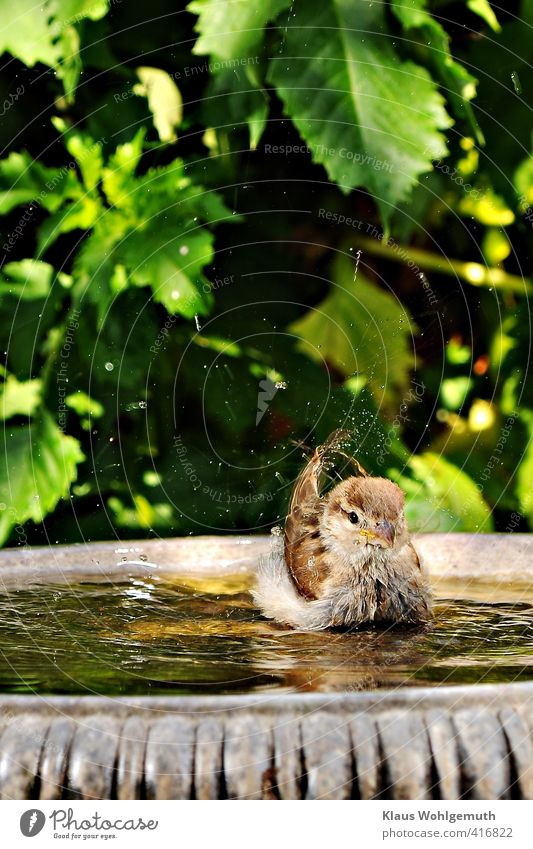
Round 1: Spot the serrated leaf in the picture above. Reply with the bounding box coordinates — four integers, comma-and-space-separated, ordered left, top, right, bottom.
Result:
0, 375, 41, 419
126, 226, 215, 317
289, 255, 416, 405
188, 0, 291, 61
391, 0, 483, 144
0, 411, 84, 545
268, 0, 452, 223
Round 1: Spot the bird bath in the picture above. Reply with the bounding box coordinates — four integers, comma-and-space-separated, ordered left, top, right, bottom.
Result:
0, 533, 532, 800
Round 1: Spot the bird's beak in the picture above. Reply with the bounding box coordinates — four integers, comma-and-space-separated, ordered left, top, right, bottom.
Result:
360, 519, 395, 548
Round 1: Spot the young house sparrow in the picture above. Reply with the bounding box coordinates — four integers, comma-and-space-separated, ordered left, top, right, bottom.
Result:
254, 430, 432, 630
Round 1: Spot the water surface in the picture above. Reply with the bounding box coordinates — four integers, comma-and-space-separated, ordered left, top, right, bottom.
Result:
0, 574, 532, 695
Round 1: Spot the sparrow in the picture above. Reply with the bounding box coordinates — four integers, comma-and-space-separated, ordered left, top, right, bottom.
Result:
253, 430, 433, 630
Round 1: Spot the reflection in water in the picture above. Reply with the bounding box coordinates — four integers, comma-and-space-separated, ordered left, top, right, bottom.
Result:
0, 573, 532, 696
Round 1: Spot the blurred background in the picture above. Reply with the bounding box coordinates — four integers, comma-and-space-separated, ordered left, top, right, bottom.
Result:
0, 0, 531, 547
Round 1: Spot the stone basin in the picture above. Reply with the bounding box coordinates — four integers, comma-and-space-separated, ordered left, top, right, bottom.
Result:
0, 533, 532, 800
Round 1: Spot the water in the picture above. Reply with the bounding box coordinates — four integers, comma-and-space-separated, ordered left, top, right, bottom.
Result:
0, 575, 532, 696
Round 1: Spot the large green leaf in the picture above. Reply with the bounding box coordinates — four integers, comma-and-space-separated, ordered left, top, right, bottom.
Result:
268, 0, 452, 222
188, 0, 291, 61
0, 412, 84, 545
289, 255, 416, 405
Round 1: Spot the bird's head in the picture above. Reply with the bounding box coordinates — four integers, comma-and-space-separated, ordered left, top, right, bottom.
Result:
320, 476, 408, 556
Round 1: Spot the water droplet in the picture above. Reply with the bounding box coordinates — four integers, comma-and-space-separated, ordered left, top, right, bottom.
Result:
138, 400, 147, 409
353, 249, 362, 283
179, 245, 189, 255
105, 362, 114, 371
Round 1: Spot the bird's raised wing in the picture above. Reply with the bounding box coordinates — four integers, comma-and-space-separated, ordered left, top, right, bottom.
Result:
284, 430, 367, 598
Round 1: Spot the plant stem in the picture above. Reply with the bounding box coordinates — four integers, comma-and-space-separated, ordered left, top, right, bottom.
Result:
355, 236, 531, 296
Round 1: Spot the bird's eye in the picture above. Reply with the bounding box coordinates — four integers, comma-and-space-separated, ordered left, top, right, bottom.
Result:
348, 511, 359, 524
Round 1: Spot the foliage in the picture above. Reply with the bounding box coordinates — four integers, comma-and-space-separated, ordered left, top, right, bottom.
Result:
0, 0, 531, 546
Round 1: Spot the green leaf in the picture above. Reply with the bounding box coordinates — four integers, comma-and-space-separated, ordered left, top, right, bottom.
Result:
289, 254, 416, 405
391, 0, 483, 144
37, 196, 101, 254
408, 452, 494, 532
0, 151, 79, 214
0, 411, 84, 545
73, 150, 236, 322
0, 0, 110, 99
268, 0, 452, 223
63, 131, 104, 193
0, 375, 41, 419
0, 259, 72, 300
467, 0, 501, 32
205, 66, 269, 149
515, 148, 533, 209
440, 376, 473, 410
517, 412, 533, 524
65, 391, 104, 418
134, 67, 183, 143
101, 129, 146, 208
126, 227, 215, 317
188, 0, 291, 61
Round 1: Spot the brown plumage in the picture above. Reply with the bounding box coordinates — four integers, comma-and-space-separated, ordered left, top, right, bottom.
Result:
254, 430, 433, 630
